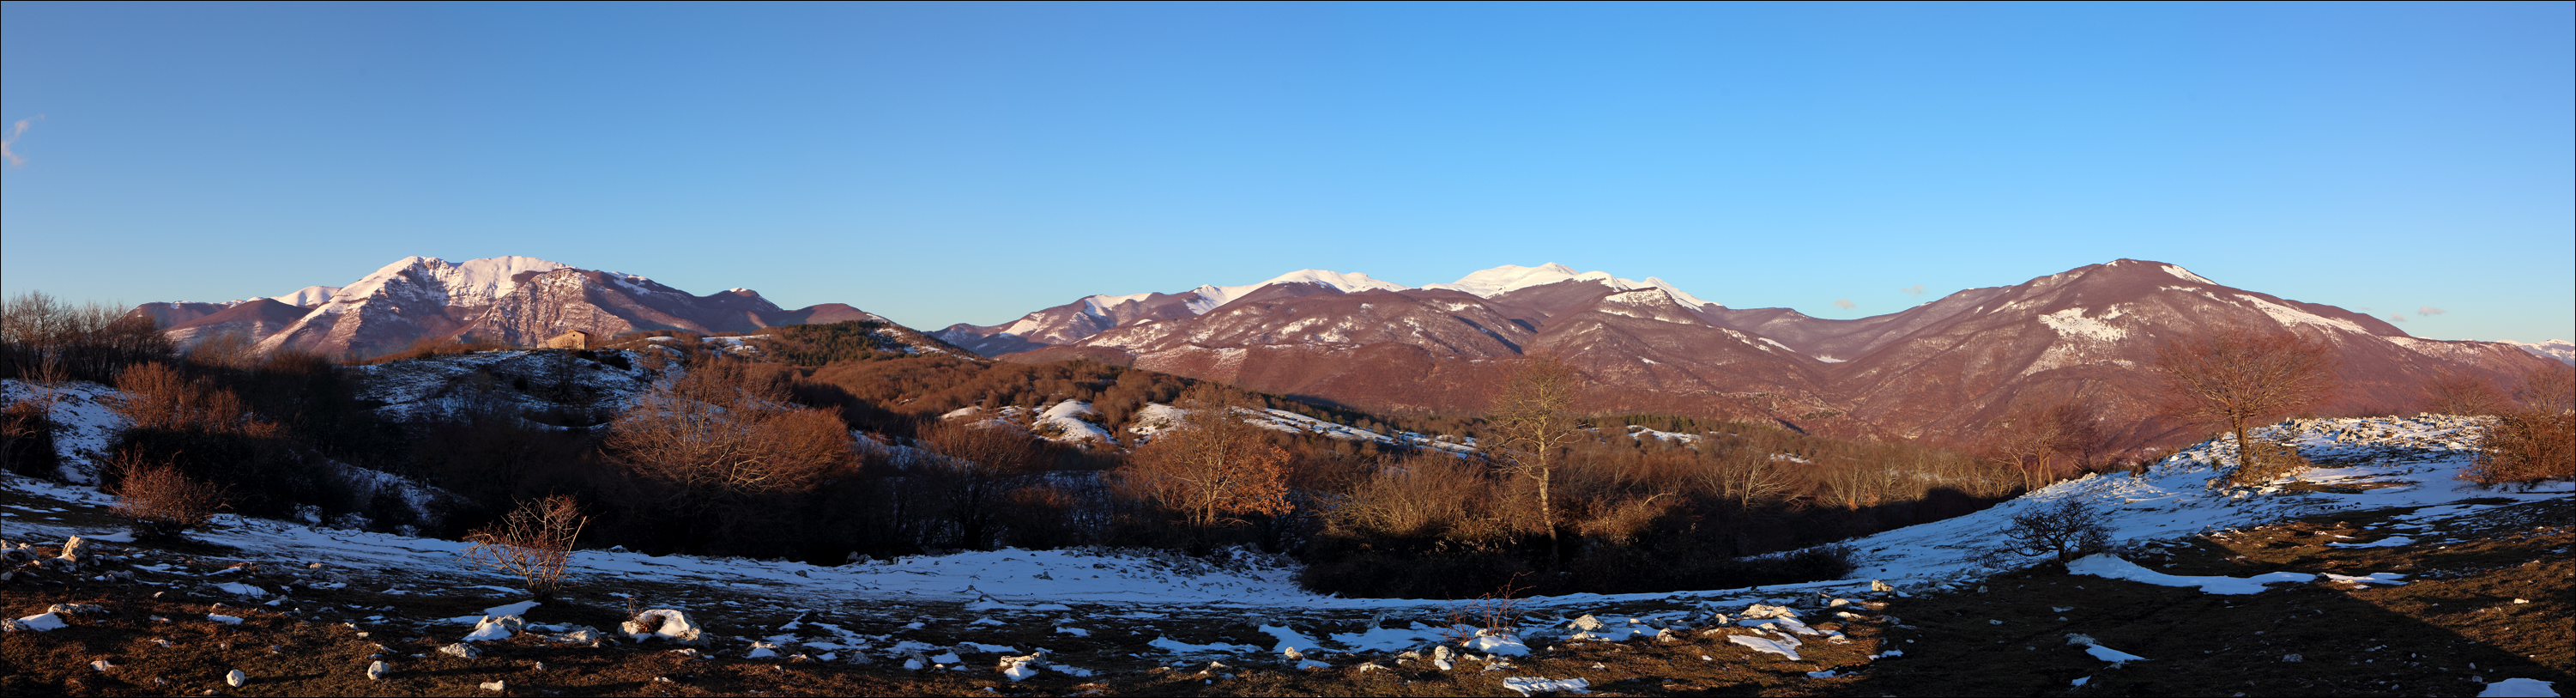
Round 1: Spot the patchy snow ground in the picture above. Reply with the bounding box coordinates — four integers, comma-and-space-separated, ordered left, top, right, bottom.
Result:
2, 398, 2560, 670
1838, 415, 2569, 585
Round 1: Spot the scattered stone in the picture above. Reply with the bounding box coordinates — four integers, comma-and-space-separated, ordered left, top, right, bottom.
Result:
90, 659, 114, 671
1740, 604, 1799, 620
226, 670, 248, 688
479, 680, 506, 692
1870, 580, 1896, 592
2282, 654, 2302, 663
466, 615, 525, 642
996, 651, 1046, 682
438, 643, 482, 659
366, 661, 391, 680
1567, 615, 1604, 633
622, 609, 707, 646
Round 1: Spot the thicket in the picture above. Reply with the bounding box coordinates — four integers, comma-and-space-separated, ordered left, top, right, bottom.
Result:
3, 296, 2124, 598
2464, 363, 2575, 489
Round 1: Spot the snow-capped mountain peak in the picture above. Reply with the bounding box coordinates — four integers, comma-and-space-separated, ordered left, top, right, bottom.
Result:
1184, 270, 1413, 314
1424, 264, 1722, 310
335, 256, 572, 308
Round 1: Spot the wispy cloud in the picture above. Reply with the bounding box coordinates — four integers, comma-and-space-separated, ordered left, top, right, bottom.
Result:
2387, 313, 2407, 323
2418, 306, 2446, 316
1900, 284, 1927, 297
1833, 299, 1857, 310
0, 117, 33, 167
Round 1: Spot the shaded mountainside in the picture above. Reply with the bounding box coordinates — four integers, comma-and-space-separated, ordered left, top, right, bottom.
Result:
986, 259, 2560, 452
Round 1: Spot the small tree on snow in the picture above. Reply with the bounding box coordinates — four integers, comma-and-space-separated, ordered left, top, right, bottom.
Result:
464, 495, 590, 600
1986, 497, 2113, 566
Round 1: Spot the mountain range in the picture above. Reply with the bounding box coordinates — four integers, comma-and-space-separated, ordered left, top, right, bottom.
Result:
130, 256, 2565, 454
940, 259, 2561, 452
124, 256, 888, 360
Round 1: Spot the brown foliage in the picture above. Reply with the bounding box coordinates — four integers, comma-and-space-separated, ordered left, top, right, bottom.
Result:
2154, 330, 2339, 485
1, 398, 59, 478
106, 452, 230, 538
1116, 386, 1292, 531
2418, 368, 2511, 416
2465, 364, 2575, 488
463, 495, 591, 600
603, 357, 855, 549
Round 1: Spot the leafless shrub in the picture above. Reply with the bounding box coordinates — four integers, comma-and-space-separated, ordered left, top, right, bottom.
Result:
463, 495, 591, 600
2464, 364, 2575, 489
1442, 574, 1532, 643
106, 451, 230, 539
2417, 368, 2510, 416
1979, 497, 2113, 567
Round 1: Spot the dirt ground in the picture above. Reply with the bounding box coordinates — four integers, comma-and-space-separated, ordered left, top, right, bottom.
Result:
3, 495, 2566, 696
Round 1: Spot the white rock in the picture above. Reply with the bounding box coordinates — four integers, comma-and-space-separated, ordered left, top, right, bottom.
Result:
621, 609, 706, 646
367, 660, 391, 680
439, 643, 482, 659
480, 680, 506, 691
226, 670, 248, 687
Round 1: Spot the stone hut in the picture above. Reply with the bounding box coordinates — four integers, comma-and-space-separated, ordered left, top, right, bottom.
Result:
541, 331, 593, 350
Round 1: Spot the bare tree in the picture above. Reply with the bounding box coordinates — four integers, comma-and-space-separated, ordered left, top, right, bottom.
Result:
919, 422, 1044, 549
1978, 497, 2113, 566
1485, 352, 1584, 564
1983, 398, 2110, 491
2153, 330, 2338, 485
2418, 368, 2509, 416
463, 495, 591, 600
1116, 386, 1292, 531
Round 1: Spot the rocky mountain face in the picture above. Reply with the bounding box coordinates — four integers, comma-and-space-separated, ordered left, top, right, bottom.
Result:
127, 257, 895, 361
980, 259, 2561, 452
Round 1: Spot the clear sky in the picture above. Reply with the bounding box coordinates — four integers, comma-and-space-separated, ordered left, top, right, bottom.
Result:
4, 2, 2569, 343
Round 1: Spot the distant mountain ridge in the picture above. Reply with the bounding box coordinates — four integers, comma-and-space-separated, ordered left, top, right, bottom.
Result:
960, 259, 2560, 452
125, 256, 896, 360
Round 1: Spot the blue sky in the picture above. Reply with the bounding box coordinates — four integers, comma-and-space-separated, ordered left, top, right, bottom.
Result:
4, 2, 2569, 342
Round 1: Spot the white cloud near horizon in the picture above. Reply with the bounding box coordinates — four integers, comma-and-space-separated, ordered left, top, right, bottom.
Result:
1833, 299, 1857, 309
0, 117, 33, 167
2387, 313, 2407, 323
1900, 284, 1927, 297
2418, 306, 2446, 316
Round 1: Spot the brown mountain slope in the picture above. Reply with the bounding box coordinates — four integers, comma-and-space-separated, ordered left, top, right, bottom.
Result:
1824, 258, 2558, 448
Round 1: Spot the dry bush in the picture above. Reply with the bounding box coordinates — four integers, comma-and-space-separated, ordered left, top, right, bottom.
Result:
106, 452, 230, 538
463, 495, 591, 599
1327, 454, 1515, 543
1981, 398, 2111, 491
1979, 497, 2113, 566
1, 398, 59, 478
1116, 386, 1292, 531
2464, 364, 2575, 489
603, 357, 854, 550
2418, 368, 2510, 416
